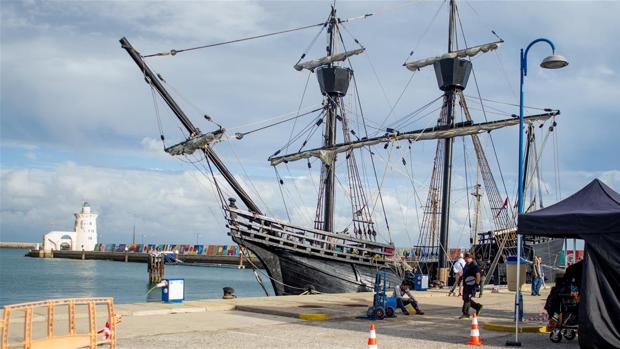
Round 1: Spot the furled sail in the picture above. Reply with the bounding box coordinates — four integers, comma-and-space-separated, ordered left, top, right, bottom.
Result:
269, 111, 557, 166
404, 40, 503, 72
165, 129, 225, 156
294, 48, 365, 71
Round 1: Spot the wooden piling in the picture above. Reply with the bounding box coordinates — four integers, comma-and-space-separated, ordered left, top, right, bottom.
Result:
147, 254, 164, 283
238, 246, 245, 269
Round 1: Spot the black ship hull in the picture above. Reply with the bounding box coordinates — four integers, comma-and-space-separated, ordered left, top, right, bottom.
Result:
236, 238, 401, 295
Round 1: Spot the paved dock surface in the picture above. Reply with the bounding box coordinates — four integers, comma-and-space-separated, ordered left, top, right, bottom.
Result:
114, 287, 579, 348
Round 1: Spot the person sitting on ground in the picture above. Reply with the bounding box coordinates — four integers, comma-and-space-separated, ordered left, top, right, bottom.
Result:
460, 252, 483, 319
393, 279, 425, 315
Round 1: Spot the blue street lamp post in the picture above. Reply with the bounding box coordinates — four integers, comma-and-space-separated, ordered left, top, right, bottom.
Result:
509, 39, 568, 347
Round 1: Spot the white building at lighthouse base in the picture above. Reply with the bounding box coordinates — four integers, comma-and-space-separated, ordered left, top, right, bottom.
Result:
42, 202, 98, 251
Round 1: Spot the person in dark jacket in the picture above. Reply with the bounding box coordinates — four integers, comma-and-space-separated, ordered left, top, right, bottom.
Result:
460, 252, 483, 319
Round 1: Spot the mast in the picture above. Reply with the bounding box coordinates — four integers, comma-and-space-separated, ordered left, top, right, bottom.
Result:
322, 6, 338, 233
437, 0, 459, 271
472, 183, 482, 245
120, 37, 262, 214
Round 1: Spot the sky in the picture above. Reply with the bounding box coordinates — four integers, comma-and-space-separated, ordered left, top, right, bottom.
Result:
1, 0, 619, 247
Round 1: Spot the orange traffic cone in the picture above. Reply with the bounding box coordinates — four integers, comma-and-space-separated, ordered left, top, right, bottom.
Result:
467, 313, 483, 346
367, 323, 378, 349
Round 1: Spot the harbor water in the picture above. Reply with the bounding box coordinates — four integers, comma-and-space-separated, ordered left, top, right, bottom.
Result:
0, 248, 273, 306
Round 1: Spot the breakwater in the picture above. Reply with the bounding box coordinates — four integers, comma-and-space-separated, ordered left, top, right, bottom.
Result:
25, 249, 263, 268
0, 242, 37, 249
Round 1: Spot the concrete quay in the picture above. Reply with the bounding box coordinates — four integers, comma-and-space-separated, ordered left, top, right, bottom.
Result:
114, 287, 573, 349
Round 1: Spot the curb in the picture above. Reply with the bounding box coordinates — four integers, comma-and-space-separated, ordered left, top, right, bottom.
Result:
482, 321, 548, 333
235, 305, 297, 319
132, 307, 206, 316
298, 313, 330, 321
236, 305, 333, 321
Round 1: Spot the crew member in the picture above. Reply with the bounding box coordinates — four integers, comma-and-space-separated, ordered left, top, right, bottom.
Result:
460, 252, 483, 319
394, 280, 425, 315
449, 253, 466, 296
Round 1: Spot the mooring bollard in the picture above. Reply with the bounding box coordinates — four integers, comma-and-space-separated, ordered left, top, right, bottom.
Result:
222, 287, 236, 299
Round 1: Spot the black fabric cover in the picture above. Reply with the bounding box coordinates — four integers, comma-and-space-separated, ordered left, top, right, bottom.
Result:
518, 179, 620, 349
580, 235, 620, 349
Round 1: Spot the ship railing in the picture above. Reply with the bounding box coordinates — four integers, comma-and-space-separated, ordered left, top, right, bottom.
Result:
225, 207, 394, 267
0, 297, 118, 349
476, 227, 518, 246
409, 245, 441, 263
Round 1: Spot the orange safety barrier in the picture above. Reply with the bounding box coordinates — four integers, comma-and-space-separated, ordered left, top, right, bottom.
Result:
0, 297, 119, 349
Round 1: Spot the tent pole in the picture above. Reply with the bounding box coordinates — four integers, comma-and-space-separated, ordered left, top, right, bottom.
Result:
573, 239, 577, 263
514, 235, 522, 342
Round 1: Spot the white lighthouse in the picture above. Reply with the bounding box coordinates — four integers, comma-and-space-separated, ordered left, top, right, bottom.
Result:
74, 202, 98, 251
42, 202, 98, 251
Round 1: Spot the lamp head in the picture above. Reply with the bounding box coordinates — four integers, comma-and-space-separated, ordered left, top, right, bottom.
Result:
540, 54, 569, 69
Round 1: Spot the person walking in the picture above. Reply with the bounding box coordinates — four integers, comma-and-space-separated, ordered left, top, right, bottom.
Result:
460, 252, 482, 319
448, 253, 466, 296
540, 256, 547, 290
531, 256, 543, 296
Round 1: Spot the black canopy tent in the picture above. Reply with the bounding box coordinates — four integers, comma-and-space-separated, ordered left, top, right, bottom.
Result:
518, 179, 620, 349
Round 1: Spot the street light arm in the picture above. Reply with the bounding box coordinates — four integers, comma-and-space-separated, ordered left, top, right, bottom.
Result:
522, 38, 556, 76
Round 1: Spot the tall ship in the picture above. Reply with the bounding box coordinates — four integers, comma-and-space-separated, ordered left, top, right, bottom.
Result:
120, 0, 560, 294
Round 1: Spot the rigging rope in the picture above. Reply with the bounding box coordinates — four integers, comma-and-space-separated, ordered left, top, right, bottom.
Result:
234, 107, 323, 139
375, 72, 417, 134
283, 163, 314, 223
286, 72, 313, 153
347, 58, 392, 243
401, 0, 446, 64
155, 72, 224, 129
143, 22, 327, 58
553, 124, 562, 200
274, 167, 292, 222
223, 141, 274, 215
463, 94, 553, 112
456, 10, 513, 223
295, 17, 329, 65
462, 131, 473, 238
340, 22, 392, 110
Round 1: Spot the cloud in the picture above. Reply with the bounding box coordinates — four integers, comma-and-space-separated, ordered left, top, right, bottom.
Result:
1, 1, 619, 250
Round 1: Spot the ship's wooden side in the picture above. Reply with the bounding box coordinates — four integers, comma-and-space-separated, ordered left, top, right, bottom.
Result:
227, 207, 402, 295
